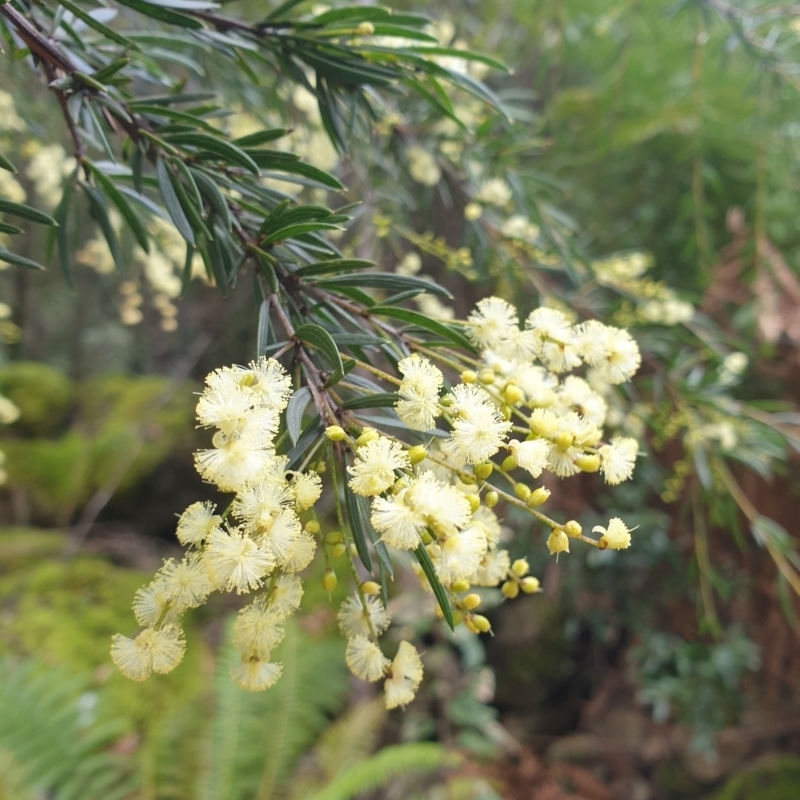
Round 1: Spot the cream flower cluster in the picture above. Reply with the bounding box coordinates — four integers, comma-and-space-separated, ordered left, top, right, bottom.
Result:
112, 358, 322, 690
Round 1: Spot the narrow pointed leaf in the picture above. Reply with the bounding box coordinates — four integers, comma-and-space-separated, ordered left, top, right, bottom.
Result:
0, 248, 45, 270
414, 543, 454, 631
0, 198, 57, 227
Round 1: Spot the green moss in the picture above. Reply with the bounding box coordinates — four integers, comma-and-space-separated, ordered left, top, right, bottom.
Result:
0, 544, 205, 732
0, 362, 74, 437
1, 371, 199, 523
710, 756, 800, 800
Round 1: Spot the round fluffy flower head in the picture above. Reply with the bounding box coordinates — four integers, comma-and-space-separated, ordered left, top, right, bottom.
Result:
281, 531, 317, 573
507, 438, 549, 479
598, 328, 641, 384
471, 547, 511, 587
232, 656, 283, 691
268, 574, 304, 620
156, 554, 212, 610
232, 599, 285, 659
195, 366, 257, 434
397, 354, 443, 398
574, 320, 610, 367
444, 384, 512, 464
371, 490, 426, 550
593, 517, 632, 550
258, 508, 302, 564
291, 471, 322, 511
467, 297, 519, 349
232, 482, 292, 533
526, 307, 574, 345
556, 376, 607, 427
338, 593, 391, 639
194, 439, 276, 494
132, 582, 175, 627
384, 641, 423, 710
348, 436, 410, 496
111, 624, 186, 681
204, 525, 275, 594
176, 501, 221, 546
395, 393, 441, 432
346, 636, 390, 682
406, 471, 471, 536
245, 357, 293, 411
599, 436, 638, 485
435, 524, 489, 585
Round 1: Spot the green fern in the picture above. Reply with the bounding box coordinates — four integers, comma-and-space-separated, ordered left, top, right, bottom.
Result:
305, 743, 458, 800
0, 658, 135, 800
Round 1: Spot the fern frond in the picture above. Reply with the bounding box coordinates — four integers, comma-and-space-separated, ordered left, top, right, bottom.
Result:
0, 658, 135, 800
314, 698, 387, 781
305, 743, 459, 800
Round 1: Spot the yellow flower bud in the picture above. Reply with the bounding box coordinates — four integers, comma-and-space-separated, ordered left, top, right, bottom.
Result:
463, 593, 482, 610
325, 531, 342, 544
434, 603, 444, 619
464, 202, 483, 221
555, 432, 574, 450
478, 370, 495, 385
514, 483, 531, 500
465, 618, 479, 634
511, 558, 529, 577
502, 455, 518, 472
349, 543, 358, 557
322, 569, 337, 592
305, 520, 321, 534
575, 453, 601, 472
526, 487, 551, 508
564, 520, 582, 537
451, 578, 471, 592
460, 370, 478, 384
420, 529, 434, 545
330, 543, 347, 558
485, 490, 499, 508
361, 581, 381, 595
355, 427, 379, 446
452, 610, 464, 626
475, 463, 493, 480
547, 529, 570, 555
520, 576, 541, 594
408, 445, 428, 465
501, 580, 519, 599
467, 494, 480, 513
355, 21, 375, 35
325, 425, 346, 441
472, 614, 492, 633
504, 384, 524, 405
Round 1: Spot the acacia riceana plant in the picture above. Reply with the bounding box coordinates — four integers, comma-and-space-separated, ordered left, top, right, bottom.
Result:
111, 295, 642, 706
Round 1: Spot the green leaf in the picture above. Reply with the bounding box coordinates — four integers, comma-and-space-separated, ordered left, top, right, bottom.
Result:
246, 150, 343, 189
53, 171, 76, 288
86, 162, 150, 253
133, 105, 221, 134
232, 129, 288, 147
163, 132, 260, 175
115, 0, 203, 28
0, 198, 57, 227
286, 419, 324, 469
156, 157, 195, 244
286, 387, 312, 445
295, 258, 373, 278
263, 222, 341, 244
316, 272, 451, 300
294, 323, 344, 378
190, 169, 232, 230
341, 393, 400, 410
0, 221, 22, 235
56, 0, 135, 46
83, 184, 124, 274
343, 472, 372, 572
0, 152, 16, 173
369, 306, 475, 351
414, 543, 454, 631
0, 248, 45, 270
256, 298, 271, 356
265, 0, 309, 20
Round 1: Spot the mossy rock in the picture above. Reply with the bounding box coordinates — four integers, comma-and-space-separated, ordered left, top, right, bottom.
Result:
1, 372, 198, 523
0, 361, 74, 437
709, 756, 800, 800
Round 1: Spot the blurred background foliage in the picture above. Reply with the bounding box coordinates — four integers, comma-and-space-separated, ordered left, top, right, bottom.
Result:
2, 0, 800, 798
